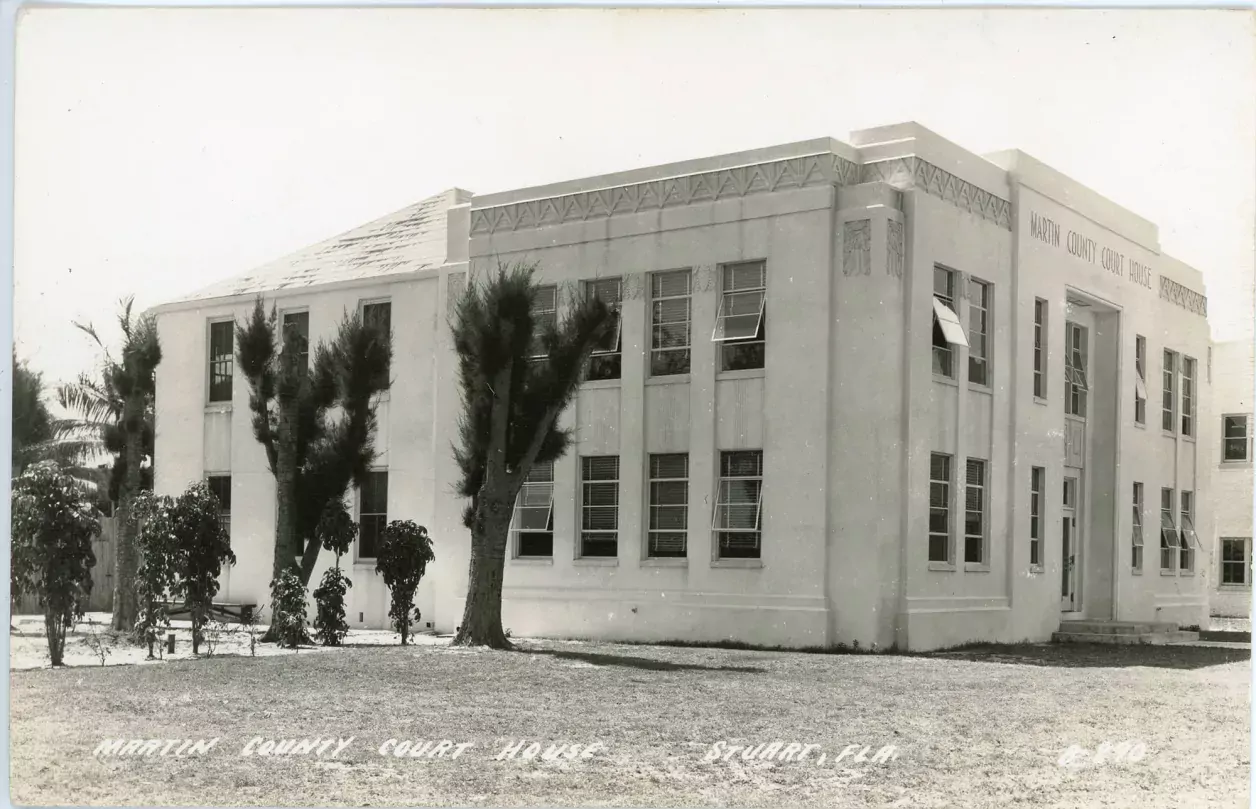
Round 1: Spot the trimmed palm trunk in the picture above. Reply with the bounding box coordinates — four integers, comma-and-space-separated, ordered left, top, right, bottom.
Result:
456, 498, 513, 647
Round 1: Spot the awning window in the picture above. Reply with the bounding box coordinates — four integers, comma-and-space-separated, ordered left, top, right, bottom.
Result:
932, 297, 969, 348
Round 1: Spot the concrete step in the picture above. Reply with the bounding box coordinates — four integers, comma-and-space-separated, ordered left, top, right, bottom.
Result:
1053, 631, 1156, 645
1053, 625, 1199, 646
1058, 621, 1153, 635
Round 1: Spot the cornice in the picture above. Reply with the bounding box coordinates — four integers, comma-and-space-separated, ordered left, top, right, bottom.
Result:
860, 157, 1012, 231
469, 153, 861, 236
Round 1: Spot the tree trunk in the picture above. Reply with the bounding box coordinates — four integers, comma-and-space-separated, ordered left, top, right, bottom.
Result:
273, 393, 300, 582
453, 504, 513, 649
45, 612, 65, 667
111, 395, 144, 632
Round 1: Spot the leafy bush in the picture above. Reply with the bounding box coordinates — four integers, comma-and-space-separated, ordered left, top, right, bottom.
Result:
312, 501, 356, 646
269, 569, 308, 649
172, 482, 236, 654
10, 462, 100, 666
131, 491, 178, 658
375, 521, 435, 645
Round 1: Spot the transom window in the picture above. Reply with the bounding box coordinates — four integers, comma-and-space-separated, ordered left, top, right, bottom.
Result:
1181, 357, 1196, 437
1032, 299, 1047, 399
928, 453, 953, 564
1179, 490, 1197, 572
968, 279, 991, 387
931, 267, 967, 378
1065, 322, 1088, 417
357, 470, 388, 560
530, 285, 558, 359
713, 450, 763, 559
1030, 467, 1044, 568
1134, 335, 1147, 425
1131, 482, 1144, 571
651, 270, 692, 376
1162, 349, 1177, 432
964, 458, 987, 565
584, 278, 623, 381
713, 261, 767, 372
1221, 538, 1252, 586
1223, 415, 1251, 462
1159, 487, 1178, 571
647, 454, 688, 558
208, 320, 234, 403
580, 456, 619, 557
512, 461, 554, 558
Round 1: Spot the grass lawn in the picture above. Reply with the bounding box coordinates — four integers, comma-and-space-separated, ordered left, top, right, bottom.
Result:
9, 638, 1251, 808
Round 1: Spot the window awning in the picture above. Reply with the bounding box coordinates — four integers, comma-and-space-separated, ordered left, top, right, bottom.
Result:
932, 297, 969, 348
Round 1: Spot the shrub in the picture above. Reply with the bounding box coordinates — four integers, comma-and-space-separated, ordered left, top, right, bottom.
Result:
269, 569, 308, 649
171, 482, 236, 654
312, 501, 356, 646
10, 463, 100, 666
131, 491, 178, 658
375, 521, 435, 645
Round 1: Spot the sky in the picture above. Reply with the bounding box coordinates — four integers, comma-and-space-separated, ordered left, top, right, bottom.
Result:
12, 7, 1255, 387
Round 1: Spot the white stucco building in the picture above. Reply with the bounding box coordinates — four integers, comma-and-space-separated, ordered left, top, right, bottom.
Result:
1210, 339, 1253, 619
152, 123, 1214, 651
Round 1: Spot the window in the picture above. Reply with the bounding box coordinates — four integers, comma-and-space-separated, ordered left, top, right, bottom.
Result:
1179, 490, 1197, 572
1131, 482, 1144, 571
647, 454, 688, 558
1159, 487, 1179, 571
932, 267, 967, 378
584, 278, 622, 381
511, 461, 554, 558
1030, 466, 1044, 567
1032, 299, 1047, 399
1134, 335, 1147, 425
1221, 538, 1252, 586
713, 261, 766, 372
650, 270, 691, 376
580, 456, 619, 557
362, 301, 392, 388
1223, 415, 1251, 461
358, 470, 388, 560
530, 285, 558, 359
928, 454, 952, 564
1065, 322, 1088, 417
208, 320, 234, 403
968, 279, 991, 386
282, 311, 310, 373
964, 458, 987, 564
713, 450, 763, 559
207, 474, 231, 536
1181, 357, 1196, 437
1162, 349, 1177, 432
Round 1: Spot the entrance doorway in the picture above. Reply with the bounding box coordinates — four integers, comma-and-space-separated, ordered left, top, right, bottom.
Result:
1061, 473, 1081, 612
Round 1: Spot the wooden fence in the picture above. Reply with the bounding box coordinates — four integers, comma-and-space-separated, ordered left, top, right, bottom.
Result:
15, 516, 116, 615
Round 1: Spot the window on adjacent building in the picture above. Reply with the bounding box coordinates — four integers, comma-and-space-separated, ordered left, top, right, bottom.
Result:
647, 454, 688, 558
511, 461, 554, 558
713, 261, 767, 372
530, 285, 558, 359
1032, 299, 1047, 399
1179, 490, 1197, 572
1181, 357, 1196, 437
580, 456, 619, 557
1162, 349, 1177, 432
1134, 335, 1147, 425
932, 266, 967, 378
1065, 322, 1088, 418
361, 301, 392, 388
1159, 487, 1178, 571
1030, 466, 1044, 567
651, 270, 691, 376
1221, 538, 1252, 586
968, 279, 991, 386
1223, 414, 1251, 462
208, 320, 234, 403
928, 453, 952, 564
357, 470, 388, 560
1131, 482, 1144, 571
964, 458, 987, 565
584, 278, 623, 381
713, 450, 763, 559
282, 311, 310, 373
207, 474, 231, 537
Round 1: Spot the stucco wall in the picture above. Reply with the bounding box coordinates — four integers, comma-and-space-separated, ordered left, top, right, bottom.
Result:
1210, 339, 1254, 617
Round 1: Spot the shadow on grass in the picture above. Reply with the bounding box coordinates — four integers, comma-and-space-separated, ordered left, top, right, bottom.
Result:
529, 648, 766, 673
921, 642, 1250, 670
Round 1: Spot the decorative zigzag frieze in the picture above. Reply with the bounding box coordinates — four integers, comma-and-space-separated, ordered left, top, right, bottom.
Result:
469, 154, 862, 236
860, 158, 1012, 231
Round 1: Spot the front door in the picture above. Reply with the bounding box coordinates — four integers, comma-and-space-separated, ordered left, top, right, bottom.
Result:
1061, 474, 1081, 612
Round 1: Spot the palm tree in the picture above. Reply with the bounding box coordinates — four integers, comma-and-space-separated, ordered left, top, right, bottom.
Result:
12, 351, 53, 474
56, 297, 161, 631
451, 262, 613, 649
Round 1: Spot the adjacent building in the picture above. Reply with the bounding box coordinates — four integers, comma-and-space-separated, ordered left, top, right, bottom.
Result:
152, 122, 1214, 651
1211, 339, 1254, 619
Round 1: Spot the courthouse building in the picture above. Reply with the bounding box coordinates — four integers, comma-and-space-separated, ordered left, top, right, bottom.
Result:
152, 122, 1214, 651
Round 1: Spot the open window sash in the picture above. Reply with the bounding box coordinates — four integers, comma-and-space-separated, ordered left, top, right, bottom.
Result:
1160, 512, 1182, 549
711, 480, 763, 531
932, 297, 969, 348
1180, 515, 1200, 549
590, 308, 623, 356
586, 279, 623, 355
1134, 373, 1148, 400
511, 482, 554, 532
712, 290, 765, 342
1131, 508, 1144, 547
